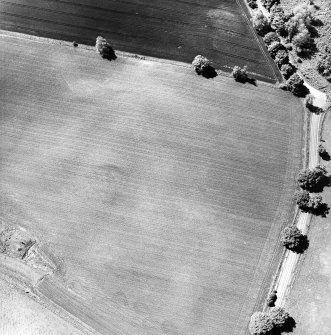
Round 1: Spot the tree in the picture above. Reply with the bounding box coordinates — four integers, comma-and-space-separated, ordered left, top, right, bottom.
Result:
232, 66, 248, 82
317, 53, 331, 81
292, 29, 315, 54
268, 42, 286, 58
263, 32, 280, 46
285, 4, 315, 40
261, 0, 280, 12
308, 194, 323, 209
252, 11, 270, 36
280, 63, 296, 79
274, 49, 289, 67
297, 165, 327, 191
270, 5, 287, 36
295, 189, 310, 210
192, 55, 212, 75
249, 312, 274, 335
286, 73, 308, 96
95, 36, 116, 60
280, 225, 307, 252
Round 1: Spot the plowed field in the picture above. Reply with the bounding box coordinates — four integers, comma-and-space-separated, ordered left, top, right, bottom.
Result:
0, 34, 302, 335
0, 0, 280, 82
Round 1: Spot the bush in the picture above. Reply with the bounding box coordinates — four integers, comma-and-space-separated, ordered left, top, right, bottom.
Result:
263, 32, 280, 46
280, 225, 307, 252
274, 49, 289, 67
249, 312, 274, 335
270, 6, 287, 35
297, 165, 328, 191
261, 0, 280, 12
248, 0, 258, 9
280, 63, 296, 79
317, 53, 331, 81
232, 66, 248, 82
267, 42, 286, 58
95, 36, 116, 60
192, 55, 211, 75
252, 11, 270, 36
286, 73, 308, 96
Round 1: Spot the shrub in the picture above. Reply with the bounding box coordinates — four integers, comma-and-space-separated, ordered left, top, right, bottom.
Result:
95, 36, 116, 60
192, 55, 211, 75
297, 165, 327, 191
261, 0, 280, 12
286, 73, 308, 96
269, 307, 293, 331
275, 49, 289, 67
317, 53, 331, 81
280, 63, 296, 79
280, 225, 306, 251
248, 0, 258, 9
263, 32, 280, 46
249, 312, 274, 335
252, 11, 270, 36
232, 66, 248, 82
266, 290, 277, 307
270, 5, 287, 35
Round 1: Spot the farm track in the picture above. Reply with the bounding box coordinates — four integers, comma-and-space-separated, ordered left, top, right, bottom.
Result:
0, 34, 302, 335
0, 0, 278, 82
273, 83, 328, 307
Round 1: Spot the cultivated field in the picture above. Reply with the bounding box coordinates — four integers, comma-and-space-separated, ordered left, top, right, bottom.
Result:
0, 0, 280, 82
0, 35, 303, 335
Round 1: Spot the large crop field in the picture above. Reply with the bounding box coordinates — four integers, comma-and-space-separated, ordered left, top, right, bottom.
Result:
0, 35, 302, 335
0, 0, 280, 82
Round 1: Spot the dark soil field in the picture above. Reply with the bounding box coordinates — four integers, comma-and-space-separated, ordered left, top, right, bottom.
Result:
0, 0, 280, 82
0, 35, 302, 335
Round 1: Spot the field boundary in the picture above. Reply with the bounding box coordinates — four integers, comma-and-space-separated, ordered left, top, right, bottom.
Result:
0, 28, 279, 87
237, 0, 283, 83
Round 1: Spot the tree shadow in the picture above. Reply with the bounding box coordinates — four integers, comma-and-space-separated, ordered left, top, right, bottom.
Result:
235, 76, 257, 86
311, 203, 330, 217
279, 316, 296, 333
320, 151, 331, 161
297, 42, 318, 59
312, 17, 324, 27
307, 175, 331, 193
202, 66, 218, 79
293, 85, 310, 97
290, 235, 309, 254
101, 46, 117, 61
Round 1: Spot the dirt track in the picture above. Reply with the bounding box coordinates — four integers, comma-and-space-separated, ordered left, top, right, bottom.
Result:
273, 82, 328, 306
